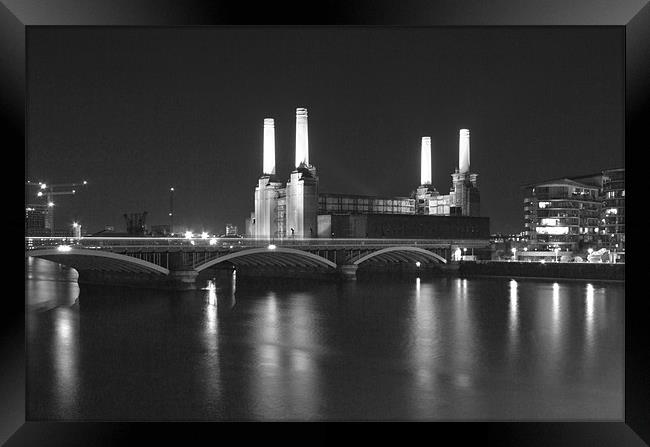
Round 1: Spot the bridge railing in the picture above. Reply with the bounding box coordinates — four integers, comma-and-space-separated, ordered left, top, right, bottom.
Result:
25, 236, 490, 251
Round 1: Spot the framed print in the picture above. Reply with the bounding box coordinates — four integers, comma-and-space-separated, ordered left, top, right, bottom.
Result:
3, 0, 648, 444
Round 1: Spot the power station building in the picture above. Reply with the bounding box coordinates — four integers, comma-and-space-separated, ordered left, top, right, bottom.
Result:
245, 107, 488, 240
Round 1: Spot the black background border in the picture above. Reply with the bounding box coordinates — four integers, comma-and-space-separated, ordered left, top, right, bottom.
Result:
2, 1, 648, 445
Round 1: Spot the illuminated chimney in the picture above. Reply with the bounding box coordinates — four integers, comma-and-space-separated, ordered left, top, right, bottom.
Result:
295, 107, 309, 167
263, 118, 275, 175
420, 136, 432, 185
459, 129, 470, 174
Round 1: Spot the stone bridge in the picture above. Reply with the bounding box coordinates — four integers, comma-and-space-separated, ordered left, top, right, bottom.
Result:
25, 237, 488, 289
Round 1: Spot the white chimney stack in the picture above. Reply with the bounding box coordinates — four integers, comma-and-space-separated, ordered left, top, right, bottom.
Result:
263, 118, 275, 175
295, 107, 309, 168
459, 129, 470, 174
420, 136, 432, 185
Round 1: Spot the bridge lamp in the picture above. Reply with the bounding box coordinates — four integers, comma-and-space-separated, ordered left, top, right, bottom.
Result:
201, 231, 209, 239
56, 245, 72, 252
415, 261, 421, 268
268, 244, 277, 250
209, 238, 217, 246
40, 183, 47, 189
184, 230, 193, 239
48, 201, 55, 207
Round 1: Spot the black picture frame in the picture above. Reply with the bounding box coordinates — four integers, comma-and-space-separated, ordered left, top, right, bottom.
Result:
4, 0, 647, 444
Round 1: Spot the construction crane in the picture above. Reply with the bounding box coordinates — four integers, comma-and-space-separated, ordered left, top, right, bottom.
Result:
26, 180, 88, 235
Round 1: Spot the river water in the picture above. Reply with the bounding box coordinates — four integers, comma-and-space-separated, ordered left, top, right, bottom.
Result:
25, 257, 623, 421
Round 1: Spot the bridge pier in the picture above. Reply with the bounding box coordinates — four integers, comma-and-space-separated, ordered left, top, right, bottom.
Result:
337, 264, 358, 280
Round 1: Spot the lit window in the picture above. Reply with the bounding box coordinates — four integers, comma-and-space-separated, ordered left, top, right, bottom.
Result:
541, 218, 559, 226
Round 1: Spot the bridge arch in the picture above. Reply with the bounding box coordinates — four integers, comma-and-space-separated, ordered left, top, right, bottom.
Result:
26, 248, 170, 275
352, 246, 447, 266
195, 247, 337, 272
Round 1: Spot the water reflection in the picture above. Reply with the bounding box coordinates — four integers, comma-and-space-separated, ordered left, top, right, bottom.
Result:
508, 279, 519, 351
204, 281, 217, 339
546, 282, 563, 373
53, 306, 79, 416
584, 283, 595, 365
202, 279, 221, 408
26, 259, 624, 421
230, 271, 237, 309
411, 278, 438, 394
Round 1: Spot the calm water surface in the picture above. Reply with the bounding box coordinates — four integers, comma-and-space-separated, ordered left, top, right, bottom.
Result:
26, 258, 623, 420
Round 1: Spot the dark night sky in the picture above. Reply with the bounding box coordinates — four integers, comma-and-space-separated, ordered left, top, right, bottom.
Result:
27, 27, 624, 235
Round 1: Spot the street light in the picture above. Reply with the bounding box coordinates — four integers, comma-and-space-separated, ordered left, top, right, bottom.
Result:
184, 230, 193, 239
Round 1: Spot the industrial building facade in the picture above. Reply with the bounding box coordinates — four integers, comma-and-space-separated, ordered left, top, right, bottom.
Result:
245, 107, 487, 241
522, 168, 625, 254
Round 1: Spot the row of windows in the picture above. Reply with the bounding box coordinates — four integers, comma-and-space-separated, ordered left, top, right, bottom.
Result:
320, 197, 414, 207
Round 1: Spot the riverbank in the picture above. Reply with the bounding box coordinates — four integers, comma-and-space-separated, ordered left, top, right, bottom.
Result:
459, 261, 625, 281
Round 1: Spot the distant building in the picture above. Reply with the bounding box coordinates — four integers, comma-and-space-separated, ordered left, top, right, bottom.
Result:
150, 224, 171, 236
522, 176, 601, 252
246, 108, 487, 242
25, 204, 48, 235
123, 212, 148, 236
601, 168, 625, 252
521, 167, 625, 258
489, 233, 526, 260
225, 223, 238, 236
